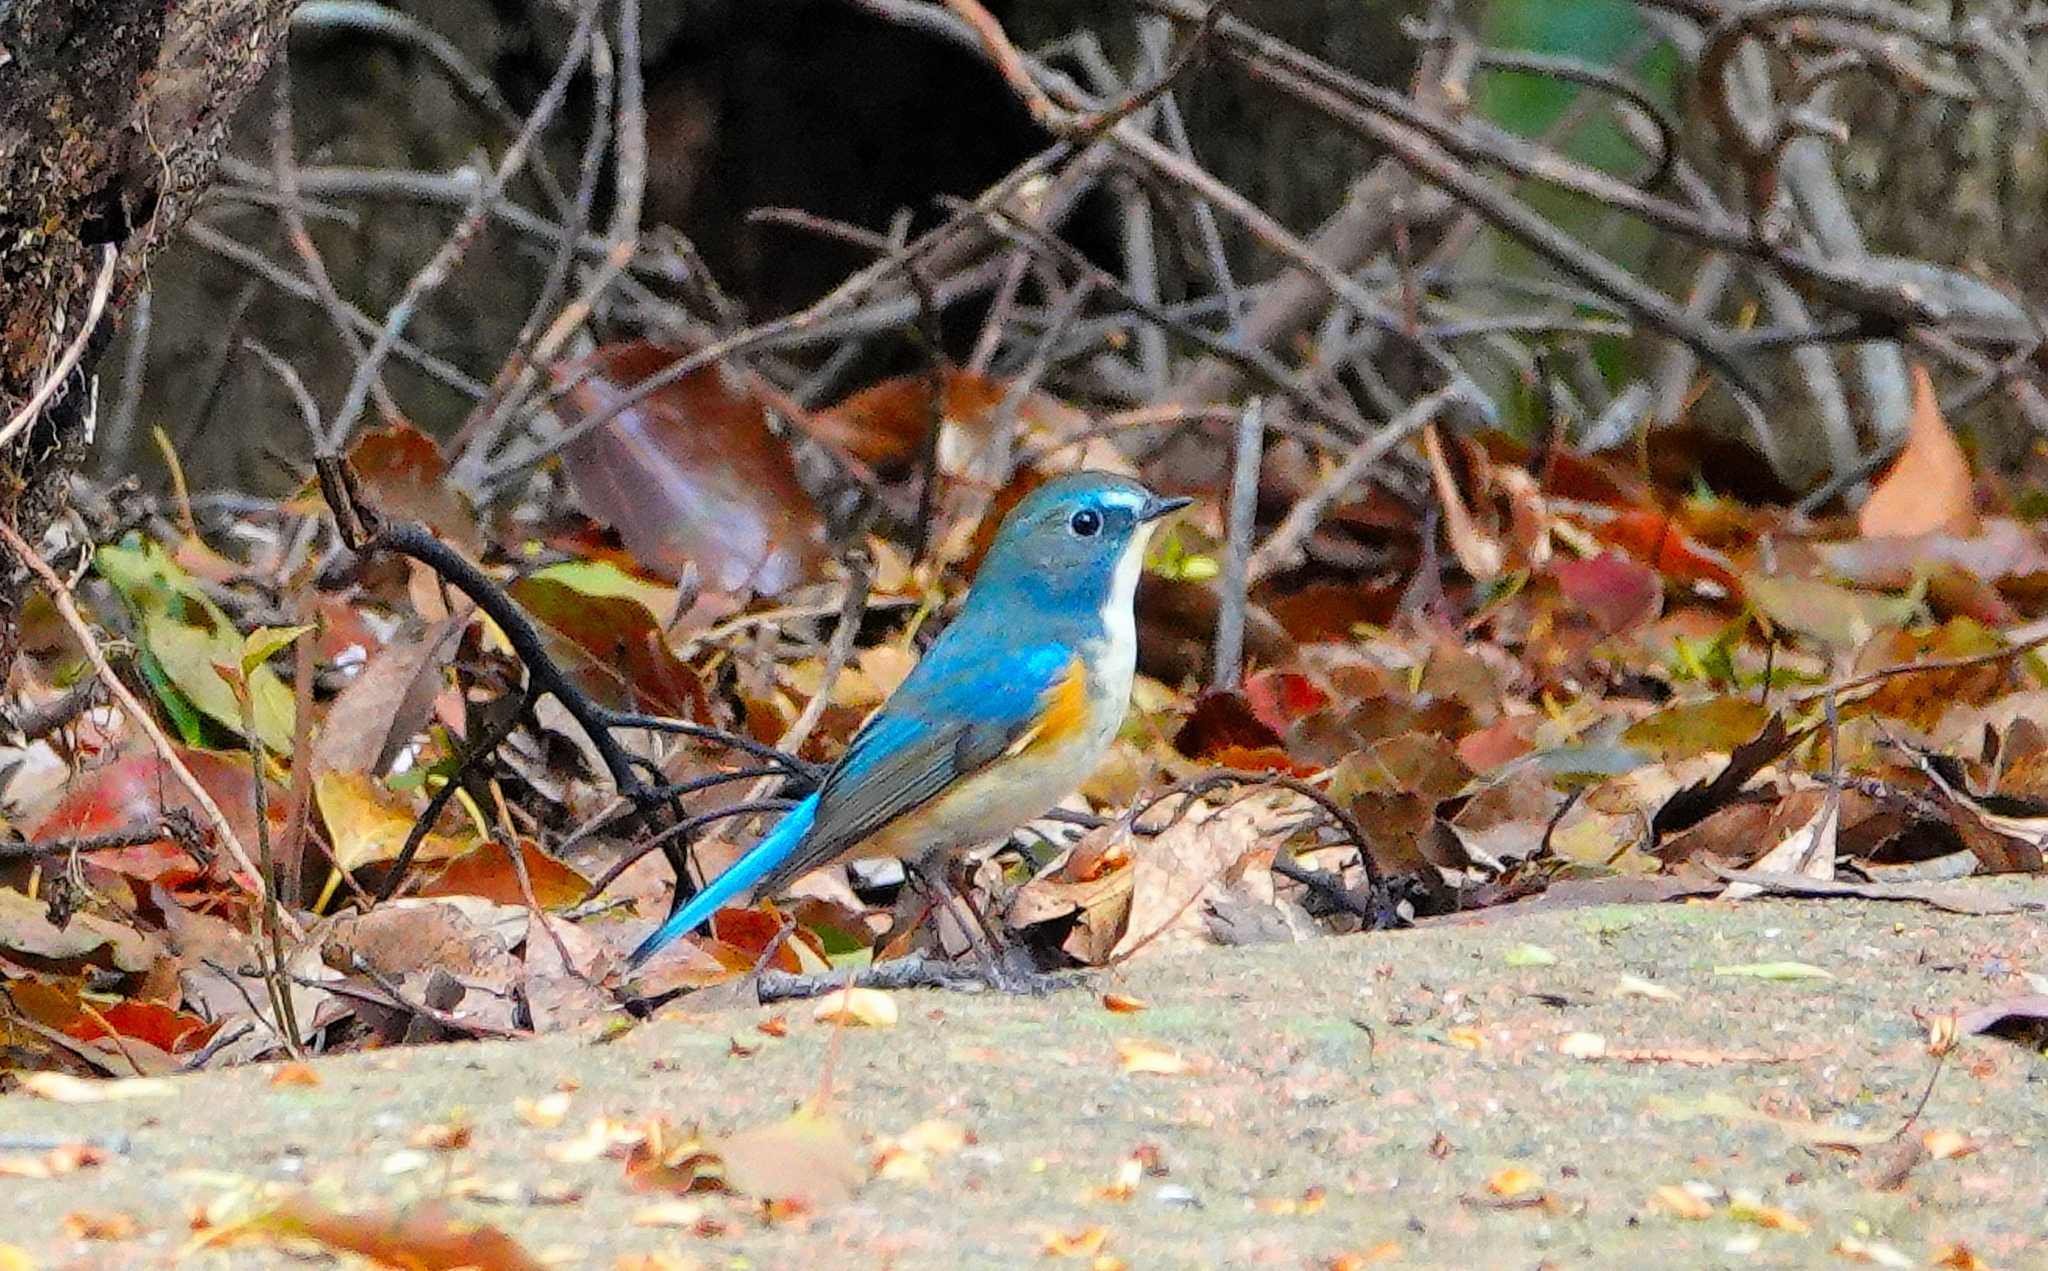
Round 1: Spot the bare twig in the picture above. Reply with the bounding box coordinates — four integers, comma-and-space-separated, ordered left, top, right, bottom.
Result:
1213, 398, 1263, 693
1247, 381, 1463, 584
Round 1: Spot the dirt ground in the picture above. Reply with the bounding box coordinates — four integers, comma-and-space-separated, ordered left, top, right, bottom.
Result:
5, 883, 2045, 1270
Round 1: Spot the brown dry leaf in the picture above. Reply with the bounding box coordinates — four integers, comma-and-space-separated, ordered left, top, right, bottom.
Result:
0, 886, 151, 972
59, 1210, 140, 1241
312, 619, 460, 777
1722, 786, 1837, 900
1423, 423, 1504, 581
1929, 1243, 1993, 1270
1114, 1037, 1192, 1077
231, 1196, 544, 1271
554, 340, 825, 594
1101, 993, 1148, 1014
420, 839, 593, 910
348, 422, 482, 551
522, 913, 620, 1034
810, 987, 898, 1028
1009, 827, 1137, 966
713, 1100, 864, 1208
1858, 365, 1980, 539
1109, 796, 1285, 961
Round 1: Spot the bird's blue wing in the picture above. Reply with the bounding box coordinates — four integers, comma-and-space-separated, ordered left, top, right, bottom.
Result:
745, 640, 1074, 899
627, 638, 1072, 969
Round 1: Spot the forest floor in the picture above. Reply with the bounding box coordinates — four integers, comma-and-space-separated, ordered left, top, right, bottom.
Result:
6, 884, 2045, 1271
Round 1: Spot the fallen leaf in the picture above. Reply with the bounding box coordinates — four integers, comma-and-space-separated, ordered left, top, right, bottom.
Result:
714, 1101, 864, 1208
1713, 961, 1834, 981
517, 1092, 574, 1129
1726, 1190, 1809, 1233
269, 1062, 321, 1089
1858, 365, 1979, 539
1486, 1166, 1540, 1198
1722, 786, 1837, 900
1649, 1183, 1714, 1219
0, 1144, 108, 1178
1040, 1226, 1110, 1258
810, 987, 898, 1028
225, 1196, 544, 1271
1101, 993, 1149, 1014
1921, 1128, 1977, 1160
313, 619, 461, 777
60, 1211, 140, 1241
1833, 1236, 1914, 1267
1554, 552, 1662, 636
554, 341, 825, 594
1502, 943, 1557, 967
17, 1073, 172, 1103
628, 1201, 704, 1228
1114, 1038, 1192, 1077
1557, 1032, 1607, 1058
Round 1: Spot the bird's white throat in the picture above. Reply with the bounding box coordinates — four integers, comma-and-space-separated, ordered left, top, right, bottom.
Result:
1097, 521, 1154, 692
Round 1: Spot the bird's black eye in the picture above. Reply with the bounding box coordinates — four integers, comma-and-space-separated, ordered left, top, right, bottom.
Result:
1069, 507, 1103, 537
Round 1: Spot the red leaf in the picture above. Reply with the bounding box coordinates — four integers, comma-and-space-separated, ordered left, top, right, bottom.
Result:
1174, 692, 1286, 761
1243, 670, 1331, 736
1553, 552, 1662, 636
64, 1000, 219, 1054
1594, 510, 1743, 595
554, 341, 827, 595
805, 367, 1008, 474
29, 749, 285, 888
348, 423, 481, 551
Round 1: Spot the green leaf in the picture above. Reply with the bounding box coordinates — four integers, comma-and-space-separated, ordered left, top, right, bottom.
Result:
1712, 961, 1834, 981
144, 610, 295, 753
1502, 943, 1559, 967
241, 624, 313, 675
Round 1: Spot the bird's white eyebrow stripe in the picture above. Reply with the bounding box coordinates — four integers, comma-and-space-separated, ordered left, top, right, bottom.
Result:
1095, 489, 1145, 513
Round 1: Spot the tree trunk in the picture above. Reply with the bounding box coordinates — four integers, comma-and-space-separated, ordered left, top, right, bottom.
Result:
0, 0, 299, 665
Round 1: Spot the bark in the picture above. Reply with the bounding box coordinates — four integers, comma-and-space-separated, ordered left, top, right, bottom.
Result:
0, 0, 298, 665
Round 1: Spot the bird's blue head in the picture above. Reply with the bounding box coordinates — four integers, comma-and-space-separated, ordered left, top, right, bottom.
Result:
967, 471, 1190, 631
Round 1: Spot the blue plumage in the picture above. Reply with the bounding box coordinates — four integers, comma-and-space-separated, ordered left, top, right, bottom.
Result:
626, 472, 1189, 971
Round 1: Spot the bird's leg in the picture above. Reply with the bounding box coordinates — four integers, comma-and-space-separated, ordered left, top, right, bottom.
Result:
906, 857, 1004, 984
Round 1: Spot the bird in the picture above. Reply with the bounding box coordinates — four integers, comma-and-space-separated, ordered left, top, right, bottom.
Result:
629, 470, 1190, 972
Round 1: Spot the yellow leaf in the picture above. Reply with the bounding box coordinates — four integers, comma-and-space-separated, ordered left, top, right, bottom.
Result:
241, 624, 313, 675
1486, 1166, 1540, 1198
1040, 1226, 1108, 1258
1649, 1184, 1713, 1219
1114, 1037, 1191, 1076
315, 770, 473, 873
17, 1073, 172, 1103
810, 987, 898, 1028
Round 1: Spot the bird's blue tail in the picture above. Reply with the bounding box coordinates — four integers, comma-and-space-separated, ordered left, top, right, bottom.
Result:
627, 794, 819, 968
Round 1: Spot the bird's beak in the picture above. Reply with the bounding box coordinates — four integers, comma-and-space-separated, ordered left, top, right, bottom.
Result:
1139, 493, 1193, 523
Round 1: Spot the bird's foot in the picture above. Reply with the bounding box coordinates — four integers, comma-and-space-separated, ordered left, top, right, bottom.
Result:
966, 945, 1087, 996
